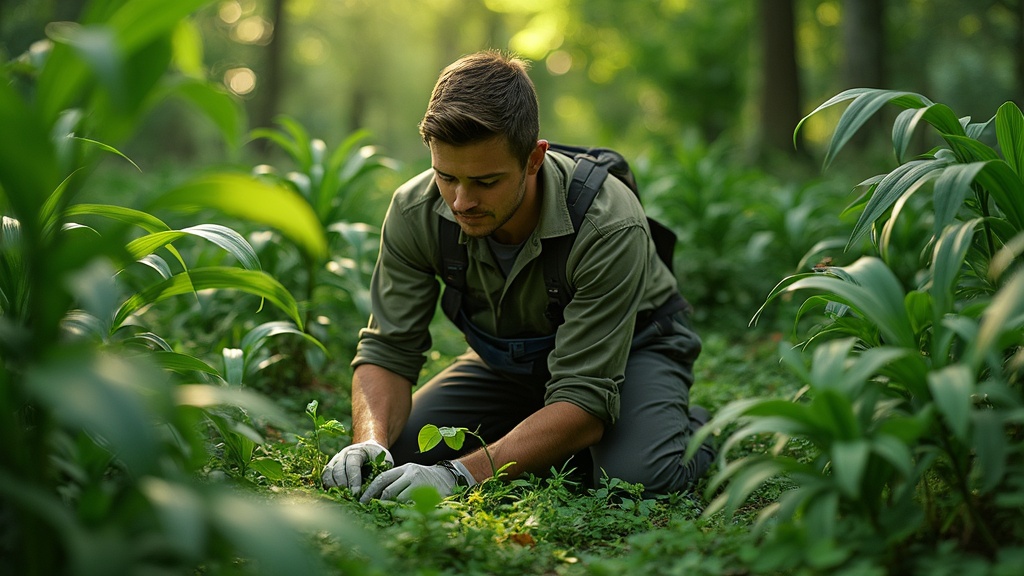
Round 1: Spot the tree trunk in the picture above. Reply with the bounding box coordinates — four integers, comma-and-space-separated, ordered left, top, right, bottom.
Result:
1017, 0, 1024, 106
758, 0, 804, 156
842, 0, 886, 89
255, 0, 286, 132
841, 0, 886, 149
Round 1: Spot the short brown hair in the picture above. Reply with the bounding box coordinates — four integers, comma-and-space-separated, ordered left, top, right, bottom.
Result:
419, 50, 539, 167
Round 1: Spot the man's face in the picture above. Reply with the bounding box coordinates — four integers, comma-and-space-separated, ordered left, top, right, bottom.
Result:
430, 136, 531, 242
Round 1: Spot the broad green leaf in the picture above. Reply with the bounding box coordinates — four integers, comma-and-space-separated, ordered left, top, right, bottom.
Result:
848, 158, 948, 250
209, 491, 325, 576
26, 351, 165, 475
933, 164, 985, 234
966, 115, 995, 140
996, 101, 1024, 176
892, 108, 924, 165
107, 0, 212, 54
64, 203, 171, 232
60, 310, 106, 340
0, 72, 60, 221
409, 485, 444, 514
125, 331, 174, 351
250, 458, 285, 482
113, 267, 303, 331
877, 406, 935, 444
149, 350, 220, 376
43, 22, 121, 108
944, 134, 1000, 163
972, 409, 1006, 493
152, 173, 328, 261
930, 220, 980, 319
137, 254, 173, 279
125, 224, 260, 270
439, 426, 467, 450
795, 88, 928, 150
223, 348, 244, 385
139, 477, 206, 559
249, 129, 303, 164
820, 90, 930, 169
176, 384, 296, 430
782, 258, 916, 348
870, 434, 915, 478
974, 160, 1024, 231
240, 320, 327, 358
927, 365, 975, 441
167, 78, 245, 149
831, 440, 869, 498
704, 455, 790, 518
892, 104, 967, 164
812, 389, 861, 440
418, 424, 443, 453
684, 397, 765, 463
904, 290, 933, 336
170, 18, 204, 78
835, 346, 908, 396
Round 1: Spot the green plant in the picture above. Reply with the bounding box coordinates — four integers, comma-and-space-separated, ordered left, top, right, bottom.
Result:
694, 89, 1024, 573
302, 399, 347, 483
247, 118, 397, 382
418, 424, 502, 479
0, 2, 376, 574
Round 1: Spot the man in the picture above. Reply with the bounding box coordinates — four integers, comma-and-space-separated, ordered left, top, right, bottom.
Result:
323, 50, 713, 502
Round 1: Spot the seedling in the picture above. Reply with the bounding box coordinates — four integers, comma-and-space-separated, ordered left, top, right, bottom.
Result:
417, 424, 499, 478
305, 399, 346, 482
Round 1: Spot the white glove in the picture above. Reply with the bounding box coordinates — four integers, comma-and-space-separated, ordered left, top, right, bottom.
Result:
321, 440, 393, 495
359, 460, 476, 504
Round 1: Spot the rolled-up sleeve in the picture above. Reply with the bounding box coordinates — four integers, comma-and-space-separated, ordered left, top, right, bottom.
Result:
351, 190, 440, 382
543, 220, 649, 424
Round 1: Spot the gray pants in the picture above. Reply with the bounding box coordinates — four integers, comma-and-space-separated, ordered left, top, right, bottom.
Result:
390, 312, 713, 495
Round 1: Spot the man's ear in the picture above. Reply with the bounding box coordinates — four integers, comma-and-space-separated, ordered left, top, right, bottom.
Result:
527, 140, 549, 175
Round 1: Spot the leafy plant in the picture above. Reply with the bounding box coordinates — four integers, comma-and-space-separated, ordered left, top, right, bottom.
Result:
0, 1, 376, 574
301, 399, 347, 483
695, 89, 1024, 573
418, 424, 501, 479
247, 117, 397, 383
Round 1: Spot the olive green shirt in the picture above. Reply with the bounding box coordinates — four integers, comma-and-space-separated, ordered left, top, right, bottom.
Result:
352, 151, 680, 424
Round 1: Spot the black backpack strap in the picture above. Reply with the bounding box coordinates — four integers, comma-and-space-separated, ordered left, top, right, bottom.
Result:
438, 217, 466, 325
542, 155, 606, 324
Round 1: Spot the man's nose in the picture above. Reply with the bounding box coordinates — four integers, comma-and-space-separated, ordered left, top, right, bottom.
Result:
452, 183, 477, 212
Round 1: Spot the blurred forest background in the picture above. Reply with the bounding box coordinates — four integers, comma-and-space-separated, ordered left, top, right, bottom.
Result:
3, 0, 1021, 173
4, 3, 1024, 573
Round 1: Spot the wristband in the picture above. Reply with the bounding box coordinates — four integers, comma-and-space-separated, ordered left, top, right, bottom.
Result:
438, 460, 470, 487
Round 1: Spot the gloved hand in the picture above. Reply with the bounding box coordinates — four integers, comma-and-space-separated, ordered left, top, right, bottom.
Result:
321, 440, 393, 495
359, 460, 476, 504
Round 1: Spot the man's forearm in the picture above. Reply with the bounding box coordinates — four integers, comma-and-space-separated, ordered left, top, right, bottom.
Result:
350, 363, 413, 447
458, 401, 604, 481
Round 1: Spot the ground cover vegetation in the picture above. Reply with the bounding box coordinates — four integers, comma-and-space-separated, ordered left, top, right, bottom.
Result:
3, 2, 1023, 575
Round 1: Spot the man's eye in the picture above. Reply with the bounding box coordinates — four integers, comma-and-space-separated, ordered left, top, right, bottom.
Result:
437, 174, 455, 183
478, 180, 498, 188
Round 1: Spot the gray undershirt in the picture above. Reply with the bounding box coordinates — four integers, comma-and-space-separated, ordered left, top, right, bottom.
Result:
486, 236, 524, 277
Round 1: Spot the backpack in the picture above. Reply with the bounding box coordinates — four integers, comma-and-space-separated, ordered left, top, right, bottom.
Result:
438, 143, 681, 329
